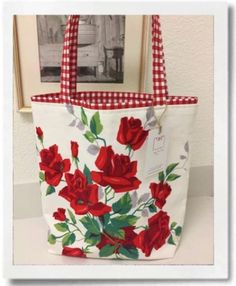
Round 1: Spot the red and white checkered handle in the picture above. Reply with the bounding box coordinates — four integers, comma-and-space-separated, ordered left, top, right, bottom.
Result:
60, 15, 169, 102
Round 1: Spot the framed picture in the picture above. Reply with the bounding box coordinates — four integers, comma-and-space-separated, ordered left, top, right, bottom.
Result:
13, 15, 150, 112
2, 0, 228, 281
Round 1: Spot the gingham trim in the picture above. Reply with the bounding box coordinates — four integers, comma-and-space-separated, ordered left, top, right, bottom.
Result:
60, 16, 79, 97
59, 15, 169, 102
32, 92, 198, 110
152, 16, 168, 101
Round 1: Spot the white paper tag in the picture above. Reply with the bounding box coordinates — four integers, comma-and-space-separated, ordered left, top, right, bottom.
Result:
144, 128, 169, 177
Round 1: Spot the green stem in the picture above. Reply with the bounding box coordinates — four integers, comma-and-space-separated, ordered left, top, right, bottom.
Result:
128, 147, 132, 157
109, 212, 116, 217
39, 139, 45, 149
107, 193, 115, 202
104, 186, 112, 204
102, 231, 117, 245
135, 225, 147, 230
132, 204, 145, 215
84, 245, 92, 253
55, 228, 77, 240
96, 136, 107, 146
74, 157, 79, 169
55, 233, 68, 239
132, 198, 154, 215
67, 222, 84, 237
87, 212, 94, 220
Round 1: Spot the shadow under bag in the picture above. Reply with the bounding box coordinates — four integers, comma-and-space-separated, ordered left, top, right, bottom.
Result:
31, 15, 198, 260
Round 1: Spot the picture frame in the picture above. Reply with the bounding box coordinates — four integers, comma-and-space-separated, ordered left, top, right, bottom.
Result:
2, 0, 228, 280
13, 14, 150, 112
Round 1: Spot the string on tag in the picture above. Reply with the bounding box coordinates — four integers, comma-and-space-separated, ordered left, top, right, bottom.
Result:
155, 104, 168, 134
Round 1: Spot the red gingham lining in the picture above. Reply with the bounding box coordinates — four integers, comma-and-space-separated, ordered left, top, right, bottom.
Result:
31, 92, 198, 109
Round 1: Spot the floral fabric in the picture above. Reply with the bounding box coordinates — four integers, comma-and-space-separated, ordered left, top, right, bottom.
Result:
32, 104, 196, 260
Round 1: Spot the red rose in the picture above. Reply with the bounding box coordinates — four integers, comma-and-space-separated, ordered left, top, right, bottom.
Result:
36, 127, 43, 139
134, 211, 170, 257
71, 141, 79, 158
97, 226, 137, 254
150, 182, 172, 209
62, 247, 86, 258
91, 146, 141, 193
39, 144, 71, 186
53, 208, 66, 221
117, 117, 149, 150
59, 169, 111, 216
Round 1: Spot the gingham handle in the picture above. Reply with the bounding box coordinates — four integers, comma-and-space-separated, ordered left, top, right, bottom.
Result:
60, 15, 169, 101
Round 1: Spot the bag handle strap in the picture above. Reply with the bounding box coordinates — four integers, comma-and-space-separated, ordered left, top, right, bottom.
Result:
60, 15, 169, 103
151, 16, 168, 103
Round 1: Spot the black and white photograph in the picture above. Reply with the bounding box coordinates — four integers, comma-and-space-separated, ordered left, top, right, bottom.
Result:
37, 15, 126, 83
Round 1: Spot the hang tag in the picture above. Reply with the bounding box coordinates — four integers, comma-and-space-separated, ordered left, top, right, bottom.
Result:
144, 128, 169, 177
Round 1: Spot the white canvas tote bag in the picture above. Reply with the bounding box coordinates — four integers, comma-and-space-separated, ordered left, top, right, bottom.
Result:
31, 15, 198, 260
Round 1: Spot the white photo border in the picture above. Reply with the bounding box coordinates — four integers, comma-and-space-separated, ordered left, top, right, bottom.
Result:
2, 0, 228, 280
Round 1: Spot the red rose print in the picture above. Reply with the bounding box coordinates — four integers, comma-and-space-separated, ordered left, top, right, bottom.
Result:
91, 146, 141, 193
53, 208, 66, 221
117, 117, 149, 150
59, 169, 111, 216
71, 141, 79, 158
134, 211, 170, 257
39, 145, 71, 186
150, 182, 172, 209
97, 226, 137, 254
36, 127, 43, 139
62, 246, 86, 258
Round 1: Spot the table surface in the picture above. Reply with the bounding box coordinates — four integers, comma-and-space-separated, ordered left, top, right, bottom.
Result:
13, 196, 213, 265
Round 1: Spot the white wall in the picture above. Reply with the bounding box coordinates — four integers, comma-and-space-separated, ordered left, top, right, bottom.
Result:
13, 16, 213, 185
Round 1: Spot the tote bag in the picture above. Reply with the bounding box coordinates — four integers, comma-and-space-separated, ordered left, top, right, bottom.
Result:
31, 15, 198, 260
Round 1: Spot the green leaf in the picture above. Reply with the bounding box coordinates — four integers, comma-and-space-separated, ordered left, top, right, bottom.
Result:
83, 164, 92, 184
39, 171, 45, 181
67, 209, 76, 224
112, 193, 132, 214
54, 223, 69, 232
158, 171, 165, 182
90, 111, 103, 135
84, 231, 101, 246
80, 216, 100, 235
166, 173, 181, 181
167, 234, 176, 245
111, 215, 139, 228
62, 233, 76, 246
175, 226, 182, 236
99, 244, 115, 257
48, 234, 56, 245
105, 224, 125, 239
171, 222, 177, 229
46, 185, 55, 195
99, 213, 110, 228
81, 107, 88, 125
166, 163, 179, 176
119, 247, 139, 259
148, 203, 157, 213
84, 131, 96, 143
